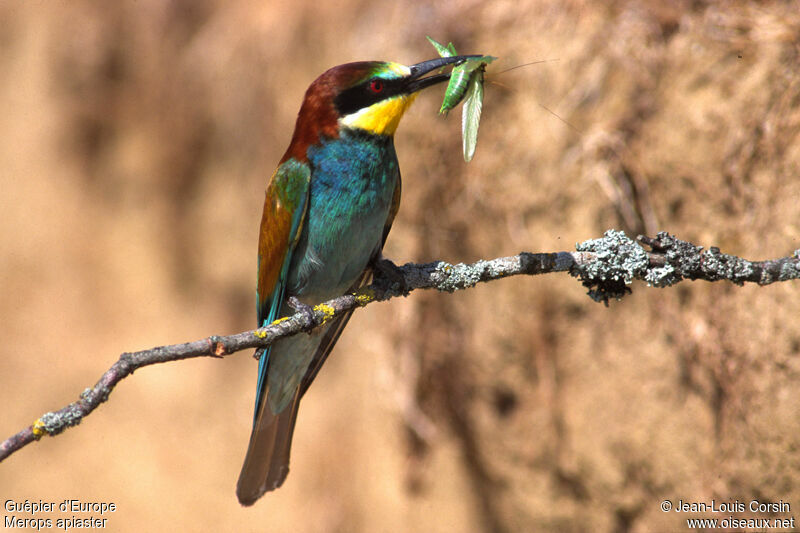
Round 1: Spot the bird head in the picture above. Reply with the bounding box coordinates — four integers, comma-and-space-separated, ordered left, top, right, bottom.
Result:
281, 56, 478, 162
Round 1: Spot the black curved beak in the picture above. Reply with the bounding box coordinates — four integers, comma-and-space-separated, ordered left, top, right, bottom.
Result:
406, 55, 483, 93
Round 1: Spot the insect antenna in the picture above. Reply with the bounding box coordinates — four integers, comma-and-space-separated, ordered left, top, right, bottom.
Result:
538, 103, 581, 134
486, 58, 580, 134
494, 59, 559, 76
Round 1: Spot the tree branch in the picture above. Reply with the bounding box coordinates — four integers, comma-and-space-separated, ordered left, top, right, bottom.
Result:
2, 230, 797, 462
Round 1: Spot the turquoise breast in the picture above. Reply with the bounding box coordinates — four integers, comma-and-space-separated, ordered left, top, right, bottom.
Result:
287, 129, 399, 302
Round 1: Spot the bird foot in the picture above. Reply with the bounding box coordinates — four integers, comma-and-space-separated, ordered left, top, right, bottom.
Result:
287, 296, 316, 332
372, 257, 409, 295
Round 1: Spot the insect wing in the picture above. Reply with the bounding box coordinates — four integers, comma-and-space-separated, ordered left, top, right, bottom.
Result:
462, 68, 484, 162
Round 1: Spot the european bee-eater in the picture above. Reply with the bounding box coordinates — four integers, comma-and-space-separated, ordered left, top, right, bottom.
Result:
237, 55, 476, 505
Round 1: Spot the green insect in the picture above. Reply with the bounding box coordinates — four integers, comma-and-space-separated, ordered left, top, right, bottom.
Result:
427, 37, 493, 114
427, 37, 496, 161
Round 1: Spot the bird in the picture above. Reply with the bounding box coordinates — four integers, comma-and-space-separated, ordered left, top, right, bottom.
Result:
237, 54, 476, 506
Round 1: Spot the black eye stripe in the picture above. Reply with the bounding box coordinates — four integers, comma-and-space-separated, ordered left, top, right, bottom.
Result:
334, 77, 405, 117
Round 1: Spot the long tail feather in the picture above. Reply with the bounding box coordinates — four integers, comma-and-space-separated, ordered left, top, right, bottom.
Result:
236, 388, 300, 506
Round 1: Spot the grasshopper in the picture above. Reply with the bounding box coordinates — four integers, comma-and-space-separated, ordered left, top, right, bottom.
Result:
427, 37, 496, 161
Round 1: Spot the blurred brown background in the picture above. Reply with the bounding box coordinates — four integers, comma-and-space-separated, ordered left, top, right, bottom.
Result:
2, 1, 799, 531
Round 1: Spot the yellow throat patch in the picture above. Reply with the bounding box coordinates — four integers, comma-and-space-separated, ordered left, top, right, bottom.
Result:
340, 92, 419, 136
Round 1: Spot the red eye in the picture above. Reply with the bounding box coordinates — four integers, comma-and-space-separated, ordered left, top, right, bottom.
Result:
369, 79, 384, 93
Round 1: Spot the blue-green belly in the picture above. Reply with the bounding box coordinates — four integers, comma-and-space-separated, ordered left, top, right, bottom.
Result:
266, 130, 399, 413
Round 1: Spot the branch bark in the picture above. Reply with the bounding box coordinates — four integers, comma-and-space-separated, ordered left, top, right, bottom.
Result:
1, 230, 797, 462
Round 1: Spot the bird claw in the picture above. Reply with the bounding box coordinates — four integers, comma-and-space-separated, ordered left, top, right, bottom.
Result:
372, 257, 409, 295
287, 296, 316, 332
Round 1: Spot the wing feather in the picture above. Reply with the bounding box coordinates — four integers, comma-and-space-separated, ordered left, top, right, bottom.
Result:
254, 159, 311, 418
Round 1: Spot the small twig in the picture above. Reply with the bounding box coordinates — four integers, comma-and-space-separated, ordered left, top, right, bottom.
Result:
1, 230, 797, 462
